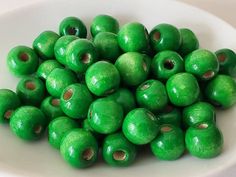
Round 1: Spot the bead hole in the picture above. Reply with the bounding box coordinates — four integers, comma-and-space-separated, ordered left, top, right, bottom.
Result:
25, 81, 36, 90
202, 71, 214, 79
80, 53, 91, 64
152, 31, 161, 41
164, 105, 174, 113
217, 53, 226, 62
161, 126, 173, 132
19, 52, 29, 62
63, 89, 73, 100
140, 82, 150, 90
105, 88, 115, 95
82, 148, 94, 161
197, 123, 208, 129
146, 111, 155, 121
113, 150, 126, 161
164, 60, 175, 70
51, 98, 60, 106
4, 110, 13, 120
67, 27, 77, 35
34, 125, 42, 134
142, 62, 147, 72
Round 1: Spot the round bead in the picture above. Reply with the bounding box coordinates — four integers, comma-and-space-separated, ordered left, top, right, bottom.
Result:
7, 46, 39, 76
85, 61, 120, 96
122, 108, 159, 145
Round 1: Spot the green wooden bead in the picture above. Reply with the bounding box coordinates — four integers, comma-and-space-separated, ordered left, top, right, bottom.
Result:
151, 50, 184, 81
150, 23, 181, 52
59, 16, 87, 38
60, 83, 93, 119
151, 124, 185, 160
205, 74, 236, 108
0, 89, 21, 123
88, 98, 124, 134
118, 22, 149, 53
94, 32, 122, 63
36, 60, 63, 80
185, 49, 219, 80
16, 76, 45, 106
48, 116, 79, 149
54, 35, 78, 65
115, 52, 151, 86
215, 48, 236, 77
136, 79, 168, 113
60, 128, 98, 168
85, 61, 120, 96
178, 28, 199, 56
166, 72, 200, 106
46, 68, 77, 98
7, 46, 39, 76
33, 31, 60, 59
66, 39, 98, 73
90, 14, 119, 37
102, 132, 137, 167
122, 108, 159, 145
10, 106, 47, 141
185, 122, 223, 159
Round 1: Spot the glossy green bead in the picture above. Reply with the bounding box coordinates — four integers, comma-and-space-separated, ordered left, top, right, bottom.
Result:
185, 49, 219, 80
166, 72, 200, 106
115, 52, 151, 86
85, 61, 120, 96
66, 39, 98, 73
150, 23, 181, 52
151, 50, 184, 81
215, 48, 236, 77
178, 28, 199, 56
46, 68, 77, 98
7, 46, 39, 76
10, 106, 47, 141
122, 108, 159, 145
94, 32, 122, 62
59, 16, 87, 38
60, 128, 98, 168
118, 22, 149, 53
54, 35, 78, 65
205, 74, 236, 108
40, 96, 64, 121
88, 98, 124, 134
90, 14, 119, 37
151, 124, 185, 160
136, 79, 168, 113
0, 89, 21, 123
185, 122, 223, 158
16, 76, 45, 106
60, 83, 93, 119
183, 102, 215, 128
48, 116, 79, 149
102, 132, 137, 167
36, 60, 63, 80
33, 31, 60, 59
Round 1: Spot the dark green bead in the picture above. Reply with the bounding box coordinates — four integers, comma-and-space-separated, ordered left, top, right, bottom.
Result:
48, 116, 79, 149
205, 74, 236, 108
60, 83, 93, 119
0, 89, 21, 123
90, 14, 119, 37
151, 124, 185, 160
85, 61, 120, 96
115, 52, 151, 86
40, 96, 65, 121
59, 16, 87, 38
183, 102, 215, 128
7, 46, 39, 76
178, 28, 199, 56
185, 49, 219, 80
151, 50, 184, 81
10, 106, 47, 141
33, 31, 60, 59
150, 23, 181, 52
54, 35, 78, 65
94, 32, 122, 63
136, 79, 168, 113
102, 132, 137, 167
215, 48, 236, 77
46, 68, 77, 98
36, 60, 63, 80
118, 22, 149, 53
185, 122, 223, 158
16, 76, 45, 106
166, 73, 200, 106
122, 108, 159, 145
88, 98, 124, 134
60, 128, 98, 168
66, 39, 98, 73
